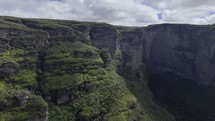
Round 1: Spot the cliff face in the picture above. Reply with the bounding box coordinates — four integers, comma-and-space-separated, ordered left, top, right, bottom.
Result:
90, 24, 215, 85
143, 25, 215, 121
2, 17, 215, 86
81, 23, 215, 121
144, 24, 215, 85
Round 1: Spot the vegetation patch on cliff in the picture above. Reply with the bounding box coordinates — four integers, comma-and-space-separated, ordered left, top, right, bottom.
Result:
39, 41, 148, 121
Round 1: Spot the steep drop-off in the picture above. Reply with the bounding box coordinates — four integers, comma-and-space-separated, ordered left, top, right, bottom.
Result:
143, 24, 215, 121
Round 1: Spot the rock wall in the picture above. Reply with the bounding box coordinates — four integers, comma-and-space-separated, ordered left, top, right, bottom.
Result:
144, 24, 215, 85
91, 24, 215, 85
84, 24, 215, 85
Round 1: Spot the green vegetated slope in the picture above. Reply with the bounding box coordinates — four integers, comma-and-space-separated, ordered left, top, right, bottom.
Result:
0, 49, 48, 121
41, 42, 141, 121
40, 41, 174, 121
0, 16, 175, 121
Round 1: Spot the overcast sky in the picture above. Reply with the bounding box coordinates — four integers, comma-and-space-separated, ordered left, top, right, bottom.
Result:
0, 0, 215, 26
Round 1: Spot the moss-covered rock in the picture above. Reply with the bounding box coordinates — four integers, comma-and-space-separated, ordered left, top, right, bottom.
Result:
100, 48, 112, 67
0, 87, 47, 121
0, 49, 25, 65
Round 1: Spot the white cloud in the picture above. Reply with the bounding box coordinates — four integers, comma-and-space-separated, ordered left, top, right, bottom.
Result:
0, 0, 214, 26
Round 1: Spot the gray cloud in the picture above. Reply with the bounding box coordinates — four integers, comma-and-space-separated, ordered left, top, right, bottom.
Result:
0, 0, 214, 26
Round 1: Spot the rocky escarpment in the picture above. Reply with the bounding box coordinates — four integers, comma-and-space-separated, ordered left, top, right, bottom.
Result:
1, 16, 215, 121
2, 16, 215, 86
89, 23, 215, 86
70, 22, 215, 121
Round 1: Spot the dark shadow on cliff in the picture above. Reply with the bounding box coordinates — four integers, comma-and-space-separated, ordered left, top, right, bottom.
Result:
148, 72, 215, 121
115, 59, 176, 121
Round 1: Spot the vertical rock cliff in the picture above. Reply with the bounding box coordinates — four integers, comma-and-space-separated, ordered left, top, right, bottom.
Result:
144, 24, 215, 85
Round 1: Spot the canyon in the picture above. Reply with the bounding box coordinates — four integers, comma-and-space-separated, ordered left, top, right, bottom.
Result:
0, 16, 215, 121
